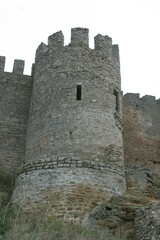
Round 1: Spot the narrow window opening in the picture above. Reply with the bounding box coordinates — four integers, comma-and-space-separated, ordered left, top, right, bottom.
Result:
114, 89, 119, 112
77, 85, 82, 100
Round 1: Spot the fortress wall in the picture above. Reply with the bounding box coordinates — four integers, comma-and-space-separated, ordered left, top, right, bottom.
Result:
123, 93, 160, 197
0, 57, 32, 174
123, 93, 160, 171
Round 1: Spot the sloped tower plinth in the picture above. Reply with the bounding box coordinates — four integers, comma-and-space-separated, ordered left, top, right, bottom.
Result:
12, 28, 126, 221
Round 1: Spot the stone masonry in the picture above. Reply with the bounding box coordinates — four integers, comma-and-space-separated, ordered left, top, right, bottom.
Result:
135, 202, 160, 239
0, 57, 32, 174
0, 28, 160, 238
11, 28, 126, 221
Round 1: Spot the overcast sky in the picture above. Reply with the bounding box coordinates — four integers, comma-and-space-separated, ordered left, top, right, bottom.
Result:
0, 0, 160, 99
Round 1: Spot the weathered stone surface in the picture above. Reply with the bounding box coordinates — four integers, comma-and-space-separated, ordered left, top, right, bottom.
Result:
123, 93, 160, 172
12, 28, 126, 220
122, 93, 160, 238
12, 160, 126, 221
25, 28, 123, 168
88, 193, 153, 239
0, 58, 32, 174
0, 28, 160, 239
123, 93, 160, 199
135, 202, 160, 240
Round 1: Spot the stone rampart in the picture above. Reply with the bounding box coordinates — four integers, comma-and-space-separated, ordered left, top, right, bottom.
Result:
123, 93, 160, 218
0, 56, 32, 174
123, 93, 160, 172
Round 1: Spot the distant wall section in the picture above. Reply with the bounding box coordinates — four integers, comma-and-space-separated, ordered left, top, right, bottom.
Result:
123, 93, 160, 197
0, 56, 32, 174
123, 93, 160, 172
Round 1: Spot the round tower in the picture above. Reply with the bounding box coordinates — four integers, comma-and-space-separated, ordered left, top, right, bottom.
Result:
12, 28, 126, 221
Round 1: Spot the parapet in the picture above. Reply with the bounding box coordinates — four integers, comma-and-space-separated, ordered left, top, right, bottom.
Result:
112, 44, 120, 62
0, 56, 28, 75
48, 31, 64, 48
123, 93, 160, 108
35, 28, 120, 66
141, 95, 156, 104
0, 56, 5, 72
94, 34, 112, 58
71, 28, 89, 47
157, 98, 160, 105
13, 59, 25, 74
36, 42, 48, 60
123, 93, 140, 101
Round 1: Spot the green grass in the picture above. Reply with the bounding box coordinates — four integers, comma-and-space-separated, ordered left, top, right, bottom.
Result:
0, 169, 16, 236
3, 219, 125, 240
0, 169, 15, 196
0, 203, 14, 236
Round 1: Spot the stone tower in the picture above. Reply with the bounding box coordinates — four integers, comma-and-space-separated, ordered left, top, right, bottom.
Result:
12, 28, 126, 220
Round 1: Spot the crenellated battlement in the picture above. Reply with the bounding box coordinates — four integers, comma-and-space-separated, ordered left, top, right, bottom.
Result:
0, 56, 5, 72
35, 42, 48, 60
48, 31, 64, 48
123, 93, 160, 107
35, 28, 120, 66
94, 34, 112, 58
0, 55, 30, 76
13, 59, 25, 75
70, 27, 89, 47
112, 44, 120, 63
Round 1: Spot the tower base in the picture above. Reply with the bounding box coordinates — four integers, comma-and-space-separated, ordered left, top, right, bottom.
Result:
12, 158, 126, 221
